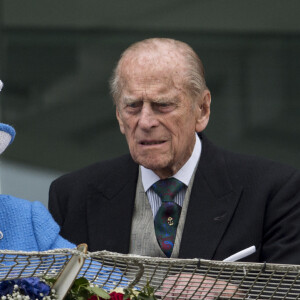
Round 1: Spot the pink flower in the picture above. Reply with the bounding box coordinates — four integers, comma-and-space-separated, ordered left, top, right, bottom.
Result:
109, 291, 124, 300
87, 296, 99, 300
88, 291, 125, 300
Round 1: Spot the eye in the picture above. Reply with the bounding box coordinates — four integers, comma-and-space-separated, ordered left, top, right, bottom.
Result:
124, 101, 143, 113
159, 103, 170, 107
128, 102, 141, 108
154, 102, 176, 112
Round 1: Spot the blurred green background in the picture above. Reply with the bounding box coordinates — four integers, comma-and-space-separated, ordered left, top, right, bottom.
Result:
0, 0, 299, 205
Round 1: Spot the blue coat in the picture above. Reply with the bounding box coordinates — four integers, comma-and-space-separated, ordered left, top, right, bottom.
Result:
0, 194, 74, 251
0, 195, 128, 289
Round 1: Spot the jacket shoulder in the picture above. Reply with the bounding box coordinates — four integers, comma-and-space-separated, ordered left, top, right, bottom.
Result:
201, 135, 299, 188
53, 154, 133, 183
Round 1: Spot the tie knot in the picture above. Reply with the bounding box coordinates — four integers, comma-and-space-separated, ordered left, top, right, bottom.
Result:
152, 178, 185, 202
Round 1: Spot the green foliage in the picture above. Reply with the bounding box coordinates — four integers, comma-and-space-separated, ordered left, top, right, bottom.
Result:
45, 277, 157, 300
124, 282, 157, 300
46, 277, 110, 300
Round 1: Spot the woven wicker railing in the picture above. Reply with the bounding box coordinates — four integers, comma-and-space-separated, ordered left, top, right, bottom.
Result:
1, 246, 299, 299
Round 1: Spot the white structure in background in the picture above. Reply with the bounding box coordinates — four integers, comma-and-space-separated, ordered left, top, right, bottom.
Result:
0, 160, 62, 207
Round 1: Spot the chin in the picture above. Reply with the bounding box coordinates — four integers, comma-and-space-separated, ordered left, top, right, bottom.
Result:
134, 155, 171, 172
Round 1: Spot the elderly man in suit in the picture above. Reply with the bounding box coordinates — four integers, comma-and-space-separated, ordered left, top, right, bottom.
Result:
49, 38, 300, 265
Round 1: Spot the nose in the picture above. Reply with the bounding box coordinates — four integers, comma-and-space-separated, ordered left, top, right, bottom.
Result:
138, 104, 159, 130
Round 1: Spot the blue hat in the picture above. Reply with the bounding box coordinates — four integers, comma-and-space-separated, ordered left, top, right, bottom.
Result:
0, 80, 16, 154
0, 123, 16, 154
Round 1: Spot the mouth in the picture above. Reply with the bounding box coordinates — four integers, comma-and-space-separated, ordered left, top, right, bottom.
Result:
139, 140, 166, 146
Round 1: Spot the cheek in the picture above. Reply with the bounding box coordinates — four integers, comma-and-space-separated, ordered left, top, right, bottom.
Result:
121, 116, 135, 132
181, 112, 197, 133
123, 122, 138, 145
171, 116, 196, 146
168, 116, 193, 139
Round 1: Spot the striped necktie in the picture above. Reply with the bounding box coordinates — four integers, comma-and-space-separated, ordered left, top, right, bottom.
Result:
152, 178, 185, 257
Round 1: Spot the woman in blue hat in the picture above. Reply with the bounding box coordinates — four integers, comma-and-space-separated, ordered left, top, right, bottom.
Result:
0, 80, 74, 251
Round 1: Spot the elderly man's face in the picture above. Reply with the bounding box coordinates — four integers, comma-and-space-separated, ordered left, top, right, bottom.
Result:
116, 58, 210, 178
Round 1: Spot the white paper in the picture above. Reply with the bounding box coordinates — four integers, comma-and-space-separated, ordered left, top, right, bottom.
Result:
223, 246, 256, 262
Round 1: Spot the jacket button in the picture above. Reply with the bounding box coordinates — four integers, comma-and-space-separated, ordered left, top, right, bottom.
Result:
0, 231, 3, 240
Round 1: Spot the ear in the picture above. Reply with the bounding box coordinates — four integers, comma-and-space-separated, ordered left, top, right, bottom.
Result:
116, 108, 125, 134
195, 89, 211, 132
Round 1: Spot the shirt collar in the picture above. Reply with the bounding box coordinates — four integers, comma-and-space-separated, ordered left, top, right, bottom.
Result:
141, 133, 202, 192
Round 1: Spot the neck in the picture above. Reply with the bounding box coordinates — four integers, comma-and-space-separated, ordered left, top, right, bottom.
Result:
154, 141, 196, 179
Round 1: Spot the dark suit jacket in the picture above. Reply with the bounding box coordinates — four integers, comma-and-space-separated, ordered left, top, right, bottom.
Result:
49, 135, 300, 264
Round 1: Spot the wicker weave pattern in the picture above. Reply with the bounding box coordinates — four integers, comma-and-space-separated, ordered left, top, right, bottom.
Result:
1, 249, 300, 299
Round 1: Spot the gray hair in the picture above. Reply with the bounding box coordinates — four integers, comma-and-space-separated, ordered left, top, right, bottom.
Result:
109, 38, 207, 105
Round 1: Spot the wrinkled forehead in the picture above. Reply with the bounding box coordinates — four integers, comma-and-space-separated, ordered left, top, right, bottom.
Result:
119, 49, 187, 90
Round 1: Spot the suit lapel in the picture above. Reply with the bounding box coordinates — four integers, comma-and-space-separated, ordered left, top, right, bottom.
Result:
179, 135, 243, 259
86, 155, 139, 253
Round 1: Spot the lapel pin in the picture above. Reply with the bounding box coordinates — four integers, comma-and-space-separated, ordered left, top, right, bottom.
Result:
167, 217, 174, 226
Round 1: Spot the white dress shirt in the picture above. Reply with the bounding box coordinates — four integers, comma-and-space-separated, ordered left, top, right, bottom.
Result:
141, 134, 202, 217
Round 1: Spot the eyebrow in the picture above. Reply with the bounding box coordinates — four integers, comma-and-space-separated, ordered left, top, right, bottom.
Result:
123, 97, 141, 104
153, 97, 178, 104
122, 97, 178, 104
